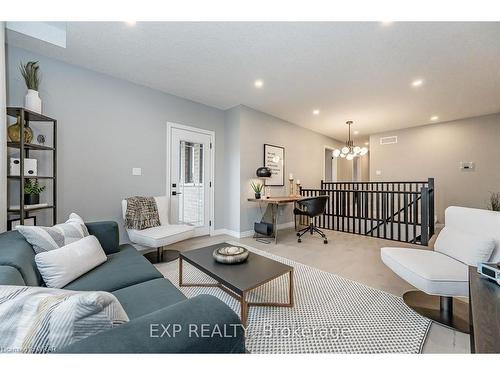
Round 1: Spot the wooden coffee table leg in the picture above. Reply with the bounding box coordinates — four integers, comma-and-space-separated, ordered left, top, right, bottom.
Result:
240, 291, 248, 326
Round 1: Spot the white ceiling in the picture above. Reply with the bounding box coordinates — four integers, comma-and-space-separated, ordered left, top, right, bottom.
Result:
6, 22, 500, 140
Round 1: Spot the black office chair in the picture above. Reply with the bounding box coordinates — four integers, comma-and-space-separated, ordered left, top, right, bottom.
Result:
294, 195, 329, 244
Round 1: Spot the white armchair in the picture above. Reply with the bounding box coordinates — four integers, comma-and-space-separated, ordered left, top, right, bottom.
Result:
381, 206, 500, 332
121, 196, 195, 262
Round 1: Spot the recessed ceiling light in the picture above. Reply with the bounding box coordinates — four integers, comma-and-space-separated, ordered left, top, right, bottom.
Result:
312, 109, 320, 115
411, 79, 424, 87
125, 21, 136, 26
381, 21, 394, 26
254, 80, 264, 88
353, 130, 359, 135
430, 115, 439, 121
364, 142, 369, 146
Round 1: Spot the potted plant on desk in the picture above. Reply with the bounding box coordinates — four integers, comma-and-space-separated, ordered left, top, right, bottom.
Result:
251, 181, 263, 199
488, 192, 500, 211
24, 179, 46, 205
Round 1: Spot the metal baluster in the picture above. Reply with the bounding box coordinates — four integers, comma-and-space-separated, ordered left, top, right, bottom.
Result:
397, 184, 401, 241
421, 187, 430, 246
413, 192, 418, 243
404, 191, 409, 243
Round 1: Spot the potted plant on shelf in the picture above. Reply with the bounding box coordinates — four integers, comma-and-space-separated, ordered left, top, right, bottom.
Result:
251, 181, 263, 199
19, 61, 42, 114
24, 179, 46, 205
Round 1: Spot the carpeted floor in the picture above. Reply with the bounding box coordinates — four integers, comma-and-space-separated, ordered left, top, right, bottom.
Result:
152, 228, 470, 353
156, 241, 431, 354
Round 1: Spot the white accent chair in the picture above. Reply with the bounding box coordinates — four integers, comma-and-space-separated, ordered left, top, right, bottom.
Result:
121, 196, 195, 261
381, 206, 500, 329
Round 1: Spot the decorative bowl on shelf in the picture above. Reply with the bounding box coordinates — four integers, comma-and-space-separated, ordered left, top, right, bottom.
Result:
213, 245, 249, 264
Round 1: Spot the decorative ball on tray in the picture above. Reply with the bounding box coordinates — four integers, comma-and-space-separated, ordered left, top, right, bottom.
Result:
213, 245, 249, 264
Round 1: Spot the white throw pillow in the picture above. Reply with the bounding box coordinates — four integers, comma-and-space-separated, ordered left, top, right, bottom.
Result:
17, 212, 89, 254
35, 235, 107, 288
434, 226, 495, 266
0, 285, 128, 353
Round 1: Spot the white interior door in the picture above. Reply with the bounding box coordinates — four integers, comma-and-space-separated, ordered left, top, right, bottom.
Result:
169, 125, 212, 236
331, 156, 338, 181
324, 147, 338, 181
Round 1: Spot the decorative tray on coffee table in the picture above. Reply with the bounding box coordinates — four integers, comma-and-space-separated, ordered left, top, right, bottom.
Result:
212, 245, 249, 264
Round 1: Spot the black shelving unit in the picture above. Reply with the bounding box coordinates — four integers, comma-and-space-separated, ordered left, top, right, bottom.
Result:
6, 107, 57, 226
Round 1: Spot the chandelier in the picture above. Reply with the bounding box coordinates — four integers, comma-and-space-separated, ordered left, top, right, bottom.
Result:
332, 121, 368, 160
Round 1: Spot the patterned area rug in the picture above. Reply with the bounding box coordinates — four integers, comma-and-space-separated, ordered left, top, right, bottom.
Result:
156, 242, 431, 354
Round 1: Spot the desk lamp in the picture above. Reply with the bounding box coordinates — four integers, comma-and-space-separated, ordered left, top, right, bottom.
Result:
256, 166, 272, 198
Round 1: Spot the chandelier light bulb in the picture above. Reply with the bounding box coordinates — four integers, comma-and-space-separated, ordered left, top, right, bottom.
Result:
341, 146, 350, 154
346, 154, 354, 161
333, 149, 341, 158
340, 153, 346, 158
360, 147, 368, 156
353, 146, 361, 154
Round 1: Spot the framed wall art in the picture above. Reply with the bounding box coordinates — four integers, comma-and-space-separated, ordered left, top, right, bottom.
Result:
263, 144, 285, 186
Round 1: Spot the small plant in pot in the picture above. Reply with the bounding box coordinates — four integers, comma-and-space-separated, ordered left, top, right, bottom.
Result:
24, 179, 45, 205
488, 192, 500, 211
19, 60, 42, 113
251, 181, 264, 199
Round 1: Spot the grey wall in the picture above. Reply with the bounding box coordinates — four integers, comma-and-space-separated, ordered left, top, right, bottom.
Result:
0, 27, 6, 232
223, 107, 241, 233
369, 113, 500, 222
6, 46, 226, 241
337, 158, 353, 181
237, 106, 341, 232
360, 152, 370, 181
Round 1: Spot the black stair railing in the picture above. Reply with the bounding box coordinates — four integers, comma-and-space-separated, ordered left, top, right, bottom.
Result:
299, 178, 434, 245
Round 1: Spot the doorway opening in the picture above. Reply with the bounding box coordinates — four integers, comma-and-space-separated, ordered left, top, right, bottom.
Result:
323, 146, 338, 182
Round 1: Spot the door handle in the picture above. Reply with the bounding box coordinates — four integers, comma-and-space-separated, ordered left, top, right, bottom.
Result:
172, 191, 182, 196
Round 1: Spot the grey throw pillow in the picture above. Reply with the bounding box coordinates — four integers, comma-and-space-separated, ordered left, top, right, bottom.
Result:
16, 213, 89, 254
0, 285, 129, 353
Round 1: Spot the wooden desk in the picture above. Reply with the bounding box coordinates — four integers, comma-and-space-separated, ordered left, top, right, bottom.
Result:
247, 196, 302, 243
469, 266, 500, 353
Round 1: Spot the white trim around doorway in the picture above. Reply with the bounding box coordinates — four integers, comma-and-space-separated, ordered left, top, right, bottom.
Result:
166, 122, 216, 236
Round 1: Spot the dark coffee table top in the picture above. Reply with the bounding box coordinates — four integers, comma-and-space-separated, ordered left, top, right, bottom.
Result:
180, 242, 293, 294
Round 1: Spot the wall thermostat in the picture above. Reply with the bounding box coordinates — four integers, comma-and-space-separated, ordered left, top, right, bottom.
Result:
460, 161, 475, 171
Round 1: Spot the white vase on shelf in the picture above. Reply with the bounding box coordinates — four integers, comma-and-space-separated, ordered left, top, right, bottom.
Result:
25, 89, 42, 113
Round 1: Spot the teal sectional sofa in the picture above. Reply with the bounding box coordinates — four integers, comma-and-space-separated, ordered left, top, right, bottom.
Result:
0, 221, 245, 353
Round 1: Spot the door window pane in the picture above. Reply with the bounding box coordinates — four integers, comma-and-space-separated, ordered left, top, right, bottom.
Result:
178, 141, 204, 226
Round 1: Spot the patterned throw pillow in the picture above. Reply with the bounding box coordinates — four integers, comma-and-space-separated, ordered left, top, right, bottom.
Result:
0, 286, 129, 353
16, 213, 89, 254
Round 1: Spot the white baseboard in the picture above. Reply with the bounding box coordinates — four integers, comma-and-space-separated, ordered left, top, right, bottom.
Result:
210, 228, 227, 236
210, 221, 295, 239
239, 230, 254, 238
210, 228, 251, 239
